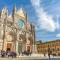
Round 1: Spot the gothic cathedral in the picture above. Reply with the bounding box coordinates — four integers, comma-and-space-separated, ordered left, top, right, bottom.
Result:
0, 6, 36, 54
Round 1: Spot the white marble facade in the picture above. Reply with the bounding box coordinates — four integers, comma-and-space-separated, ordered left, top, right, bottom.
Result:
0, 6, 36, 54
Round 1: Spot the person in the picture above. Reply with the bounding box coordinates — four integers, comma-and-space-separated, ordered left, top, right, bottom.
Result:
1, 50, 5, 57
7, 51, 10, 57
48, 52, 50, 60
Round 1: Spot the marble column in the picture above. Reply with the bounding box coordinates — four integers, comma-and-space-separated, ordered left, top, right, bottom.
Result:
16, 41, 18, 54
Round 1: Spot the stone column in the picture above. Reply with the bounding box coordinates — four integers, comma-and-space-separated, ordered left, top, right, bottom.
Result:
32, 35, 37, 53
26, 33, 29, 52
22, 43, 26, 52
16, 41, 18, 54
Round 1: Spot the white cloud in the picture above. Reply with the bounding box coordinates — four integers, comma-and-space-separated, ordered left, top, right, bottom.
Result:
31, 0, 58, 32
56, 34, 60, 37
31, 0, 40, 7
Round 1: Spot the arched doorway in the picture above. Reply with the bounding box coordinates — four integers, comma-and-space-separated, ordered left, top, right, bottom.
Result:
27, 46, 30, 52
7, 43, 12, 51
18, 34, 26, 53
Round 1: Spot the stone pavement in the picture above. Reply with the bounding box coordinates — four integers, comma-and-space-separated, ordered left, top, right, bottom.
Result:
0, 56, 60, 60
0, 54, 60, 60
0, 57, 48, 60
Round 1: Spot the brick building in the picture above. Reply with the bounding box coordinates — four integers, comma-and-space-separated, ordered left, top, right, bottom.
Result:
37, 40, 60, 56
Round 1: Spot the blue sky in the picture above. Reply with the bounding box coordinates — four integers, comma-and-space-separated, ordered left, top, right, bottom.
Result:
0, 0, 60, 42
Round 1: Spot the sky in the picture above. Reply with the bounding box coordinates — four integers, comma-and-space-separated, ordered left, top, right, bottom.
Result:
0, 0, 60, 42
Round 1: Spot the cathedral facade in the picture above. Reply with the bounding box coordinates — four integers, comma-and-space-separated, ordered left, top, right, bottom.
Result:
0, 6, 36, 54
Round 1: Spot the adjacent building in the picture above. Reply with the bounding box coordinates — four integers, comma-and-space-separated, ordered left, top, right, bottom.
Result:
37, 40, 60, 56
0, 6, 36, 54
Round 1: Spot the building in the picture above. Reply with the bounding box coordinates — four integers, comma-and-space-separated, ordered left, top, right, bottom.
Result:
0, 6, 36, 54
37, 40, 60, 56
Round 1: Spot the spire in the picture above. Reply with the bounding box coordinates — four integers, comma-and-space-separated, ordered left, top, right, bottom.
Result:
0, 12, 1, 18
13, 5, 16, 13
1, 6, 8, 18
2, 6, 8, 14
12, 5, 16, 18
